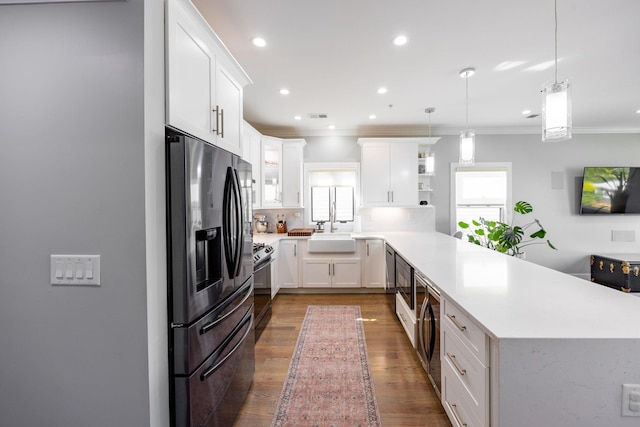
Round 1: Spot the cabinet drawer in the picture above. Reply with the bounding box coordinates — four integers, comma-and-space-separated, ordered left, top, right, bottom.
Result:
442, 298, 488, 364
396, 292, 416, 347
442, 321, 489, 422
442, 358, 486, 427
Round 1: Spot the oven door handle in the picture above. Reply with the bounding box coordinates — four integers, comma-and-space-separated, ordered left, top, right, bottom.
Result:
253, 256, 274, 274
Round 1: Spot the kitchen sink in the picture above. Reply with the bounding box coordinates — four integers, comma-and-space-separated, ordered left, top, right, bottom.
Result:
308, 233, 356, 252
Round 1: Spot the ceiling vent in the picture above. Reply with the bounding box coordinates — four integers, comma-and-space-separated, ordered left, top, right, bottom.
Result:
308, 113, 328, 119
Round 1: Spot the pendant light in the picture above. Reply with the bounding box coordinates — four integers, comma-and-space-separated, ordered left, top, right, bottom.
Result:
425, 108, 436, 176
459, 67, 475, 165
542, 0, 571, 142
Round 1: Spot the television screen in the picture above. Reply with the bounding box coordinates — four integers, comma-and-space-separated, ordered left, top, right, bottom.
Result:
580, 167, 640, 214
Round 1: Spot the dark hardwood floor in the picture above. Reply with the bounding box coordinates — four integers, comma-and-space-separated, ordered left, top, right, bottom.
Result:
234, 293, 451, 426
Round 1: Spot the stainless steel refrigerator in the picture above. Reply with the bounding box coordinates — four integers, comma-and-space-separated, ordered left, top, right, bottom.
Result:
166, 128, 254, 427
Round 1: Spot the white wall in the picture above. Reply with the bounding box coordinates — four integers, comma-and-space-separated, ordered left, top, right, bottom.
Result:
430, 133, 640, 274
0, 1, 166, 426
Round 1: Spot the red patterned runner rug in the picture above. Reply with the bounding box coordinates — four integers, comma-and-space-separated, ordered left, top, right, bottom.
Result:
271, 305, 382, 427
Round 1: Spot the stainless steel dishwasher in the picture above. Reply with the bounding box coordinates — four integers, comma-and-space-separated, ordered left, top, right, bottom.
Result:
416, 271, 441, 397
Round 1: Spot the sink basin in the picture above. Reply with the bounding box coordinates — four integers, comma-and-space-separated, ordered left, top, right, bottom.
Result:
308, 233, 356, 252
311, 232, 352, 239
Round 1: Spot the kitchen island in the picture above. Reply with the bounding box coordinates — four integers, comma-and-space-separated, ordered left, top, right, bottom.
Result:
384, 231, 640, 427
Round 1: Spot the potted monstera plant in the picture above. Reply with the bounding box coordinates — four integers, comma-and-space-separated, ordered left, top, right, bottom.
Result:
457, 200, 556, 258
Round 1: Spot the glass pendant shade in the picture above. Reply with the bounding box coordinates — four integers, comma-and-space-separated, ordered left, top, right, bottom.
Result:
425, 153, 435, 175
542, 79, 572, 142
459, 130, 475, 165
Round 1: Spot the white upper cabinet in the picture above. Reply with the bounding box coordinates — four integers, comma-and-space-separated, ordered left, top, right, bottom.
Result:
242, 121, 262, 208
281, 140, 306, 207
261, 136, 283, 207
359, 138, 423, 207
166, 0, 250, 155
260, 136, 305, 208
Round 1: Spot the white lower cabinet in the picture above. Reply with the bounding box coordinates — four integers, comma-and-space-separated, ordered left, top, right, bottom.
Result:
302, 257, 361, 288
278, 240, 300, 288
362, 239, 385, 288
270, 242, 280, 298
441, 297, 490, 427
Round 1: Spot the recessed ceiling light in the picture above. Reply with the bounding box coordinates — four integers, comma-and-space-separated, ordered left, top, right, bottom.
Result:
636, 109, 640, 114
393, 35, 407, 46
369, 114, 376, 120
328, 124, 336, 130
251, 37, 266, 47
279, 88, 290, 95
377, 87, 388, 94
294, 115, 301, 120
522, 109, 532, 116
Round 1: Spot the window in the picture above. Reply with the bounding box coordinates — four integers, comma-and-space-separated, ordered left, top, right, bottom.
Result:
450, 163, 511, 234
304, 163, 359, 227
311, 186, 354, 223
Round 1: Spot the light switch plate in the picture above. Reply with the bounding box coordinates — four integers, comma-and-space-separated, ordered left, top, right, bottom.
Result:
50, 255, 101, 286
622, 384, 640, 416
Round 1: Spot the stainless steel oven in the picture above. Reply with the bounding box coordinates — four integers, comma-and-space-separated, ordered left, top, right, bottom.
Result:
252, 243, 273, 341
416, 271, 441, 397
396, 253, 414, 310
385, 244, 396, 294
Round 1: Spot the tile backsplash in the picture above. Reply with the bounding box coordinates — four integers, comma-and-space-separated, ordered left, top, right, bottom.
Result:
253, 206, 435, 234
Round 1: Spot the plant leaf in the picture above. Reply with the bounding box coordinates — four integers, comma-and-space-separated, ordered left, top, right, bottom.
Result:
514, 200, 533, 215
547, 240, 557, 250
458, 221, 469, 229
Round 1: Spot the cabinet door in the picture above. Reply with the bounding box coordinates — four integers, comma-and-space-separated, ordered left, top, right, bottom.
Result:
361, 143, 391, 206
332, 258, 361, 288
215, 64, 243, 155
166, 0, 216, 144
281, 142, 303, 207
270, 247, 280, 297
302, 258, 332, 288
363, 240, 385, 288
278, 240, 298, 288
389, 143, 418, 205
261, 137, 283, 207
242, 121, 262, 208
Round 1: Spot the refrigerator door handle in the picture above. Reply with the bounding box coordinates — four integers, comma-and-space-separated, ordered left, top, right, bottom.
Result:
223, 167, 236, 278
232, 168, 243, 277
200, 308, 253, 381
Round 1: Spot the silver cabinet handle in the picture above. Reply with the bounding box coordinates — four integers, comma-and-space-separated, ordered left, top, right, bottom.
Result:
293, 245, 296, 257
448, 403, 468, 427
212, 105, 221, 135
391, 191, 394, 203
328, 264, 331, 276
447, 352, 467, 376
367, 244, 370, 256
447, 313, 467, 332
220, 108, 224, 138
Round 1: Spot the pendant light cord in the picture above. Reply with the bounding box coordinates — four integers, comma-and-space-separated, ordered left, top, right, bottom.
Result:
465, 76, 469, 131
554, 0, 558, 84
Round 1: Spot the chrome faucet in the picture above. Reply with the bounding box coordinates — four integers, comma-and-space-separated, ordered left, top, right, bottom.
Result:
330, 201, 338, 232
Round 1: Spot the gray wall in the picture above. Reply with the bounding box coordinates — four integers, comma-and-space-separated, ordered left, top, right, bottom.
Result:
303, 133, 640, 275
0, 1, 166, 426
430, 133, 640, 273
303, 135, 360, 162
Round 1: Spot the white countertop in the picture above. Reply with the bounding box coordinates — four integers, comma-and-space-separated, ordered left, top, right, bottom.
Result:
253, 230, 640, 340
383, 231, 640, 340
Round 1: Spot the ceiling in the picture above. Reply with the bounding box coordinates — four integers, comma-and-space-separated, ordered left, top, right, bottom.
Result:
193, 0, 640, 138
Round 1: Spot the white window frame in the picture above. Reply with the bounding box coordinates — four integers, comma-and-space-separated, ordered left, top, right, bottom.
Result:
303, 162, 360, 228
449, 162, 512, 235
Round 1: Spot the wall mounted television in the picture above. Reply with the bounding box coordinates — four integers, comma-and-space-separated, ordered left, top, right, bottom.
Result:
580, 167, 640, 214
